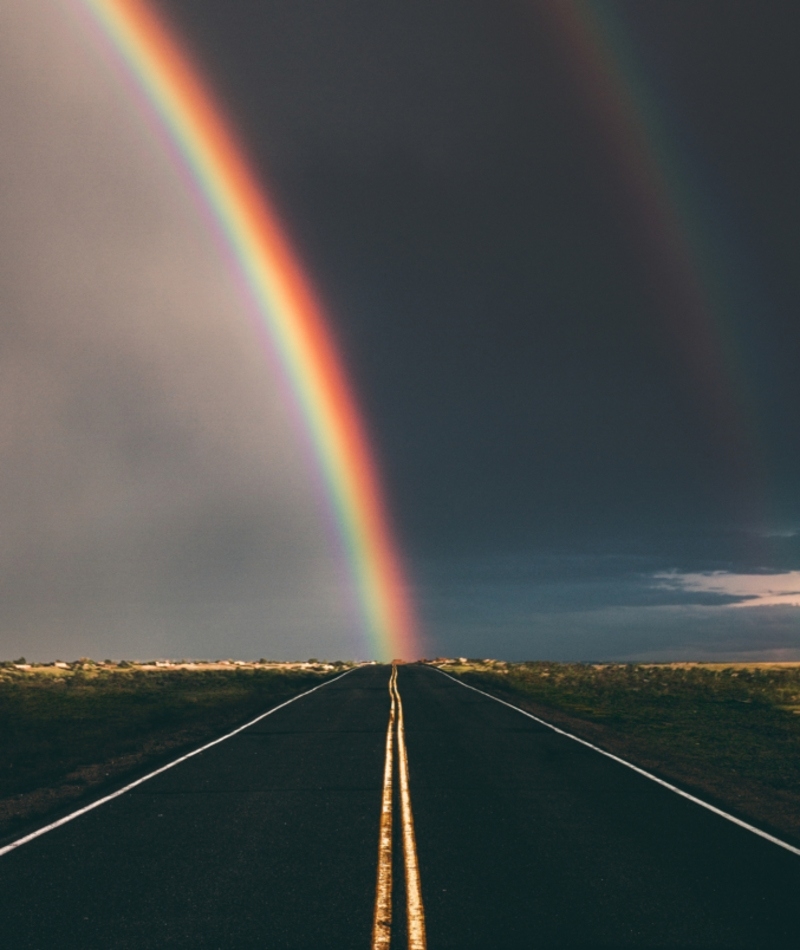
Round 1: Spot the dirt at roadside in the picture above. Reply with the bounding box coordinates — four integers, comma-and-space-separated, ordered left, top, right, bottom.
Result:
0, 719, 234, 842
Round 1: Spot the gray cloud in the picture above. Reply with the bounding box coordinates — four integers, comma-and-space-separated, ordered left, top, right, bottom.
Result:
0, 1, 360, 660
417, 553, 800, 660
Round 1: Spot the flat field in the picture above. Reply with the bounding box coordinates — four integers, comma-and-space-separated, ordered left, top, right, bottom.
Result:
435, 659, 800, 847
0, 660, 346, 839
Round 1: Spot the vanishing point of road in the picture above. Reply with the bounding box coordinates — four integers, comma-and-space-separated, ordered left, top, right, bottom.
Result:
1, 664, 799, 948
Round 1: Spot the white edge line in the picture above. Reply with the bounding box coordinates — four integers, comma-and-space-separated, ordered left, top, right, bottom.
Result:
0, 667, 357, 858
435, 668, 800, 859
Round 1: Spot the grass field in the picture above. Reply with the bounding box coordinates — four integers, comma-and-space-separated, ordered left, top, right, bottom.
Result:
433, 659, 800, 846
0, 660, 348, 839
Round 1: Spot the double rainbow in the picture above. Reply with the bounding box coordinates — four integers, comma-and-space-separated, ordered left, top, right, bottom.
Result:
80, 0, 419, 660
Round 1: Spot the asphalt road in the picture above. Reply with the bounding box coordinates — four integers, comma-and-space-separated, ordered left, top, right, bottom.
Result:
1, 663, 799, 948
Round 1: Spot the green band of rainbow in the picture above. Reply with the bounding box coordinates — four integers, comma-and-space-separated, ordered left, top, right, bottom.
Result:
79, 0, 420, 660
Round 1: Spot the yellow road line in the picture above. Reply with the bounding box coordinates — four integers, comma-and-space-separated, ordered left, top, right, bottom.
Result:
371, 666, 397, 950
394, 670, 427, 950
372, 665, 427, 950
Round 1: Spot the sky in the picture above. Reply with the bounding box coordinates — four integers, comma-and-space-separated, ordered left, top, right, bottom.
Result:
3, 0, 800, 661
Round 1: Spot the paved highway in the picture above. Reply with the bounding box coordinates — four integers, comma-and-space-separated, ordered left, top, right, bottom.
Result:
1, 664, 799, 948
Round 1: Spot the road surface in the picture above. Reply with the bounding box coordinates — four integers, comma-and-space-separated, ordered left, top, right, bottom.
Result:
1, 663, 799, 948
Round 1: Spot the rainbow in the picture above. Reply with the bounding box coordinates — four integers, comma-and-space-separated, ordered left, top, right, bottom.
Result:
539, 1, 766, 532
77, 0, 420, 660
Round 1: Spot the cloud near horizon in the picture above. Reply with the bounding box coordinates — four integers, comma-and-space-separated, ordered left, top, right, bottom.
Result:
415, 554, 800, 661
654, 571, 800, 609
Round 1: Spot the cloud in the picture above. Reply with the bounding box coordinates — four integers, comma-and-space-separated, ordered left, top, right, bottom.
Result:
654, 571, 800, 608
416, 552, 800, 660
0, 1, 358, 660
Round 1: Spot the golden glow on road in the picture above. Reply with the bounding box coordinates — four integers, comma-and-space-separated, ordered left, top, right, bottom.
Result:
372, 666, 396, 949
395, 668, 427, 950
371, 665, 427, 950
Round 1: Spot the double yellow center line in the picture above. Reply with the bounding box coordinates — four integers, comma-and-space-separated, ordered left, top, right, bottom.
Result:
372, 665, 427, 950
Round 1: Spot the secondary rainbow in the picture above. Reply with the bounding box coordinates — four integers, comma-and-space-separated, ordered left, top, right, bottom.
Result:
538, 0, 766, 534
78, 0, 419, 660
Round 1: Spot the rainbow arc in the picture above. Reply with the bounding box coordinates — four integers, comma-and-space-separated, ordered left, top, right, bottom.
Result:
81, 0, 419, 660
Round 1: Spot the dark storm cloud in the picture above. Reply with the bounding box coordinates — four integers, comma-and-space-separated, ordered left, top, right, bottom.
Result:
416, 554, 800, 662
157, 1, 800, 548
417, 554, 759, 612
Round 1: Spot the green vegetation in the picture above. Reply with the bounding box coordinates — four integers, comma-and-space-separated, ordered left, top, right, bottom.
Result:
0, 661, 347, 837
436, 659, 800, 845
